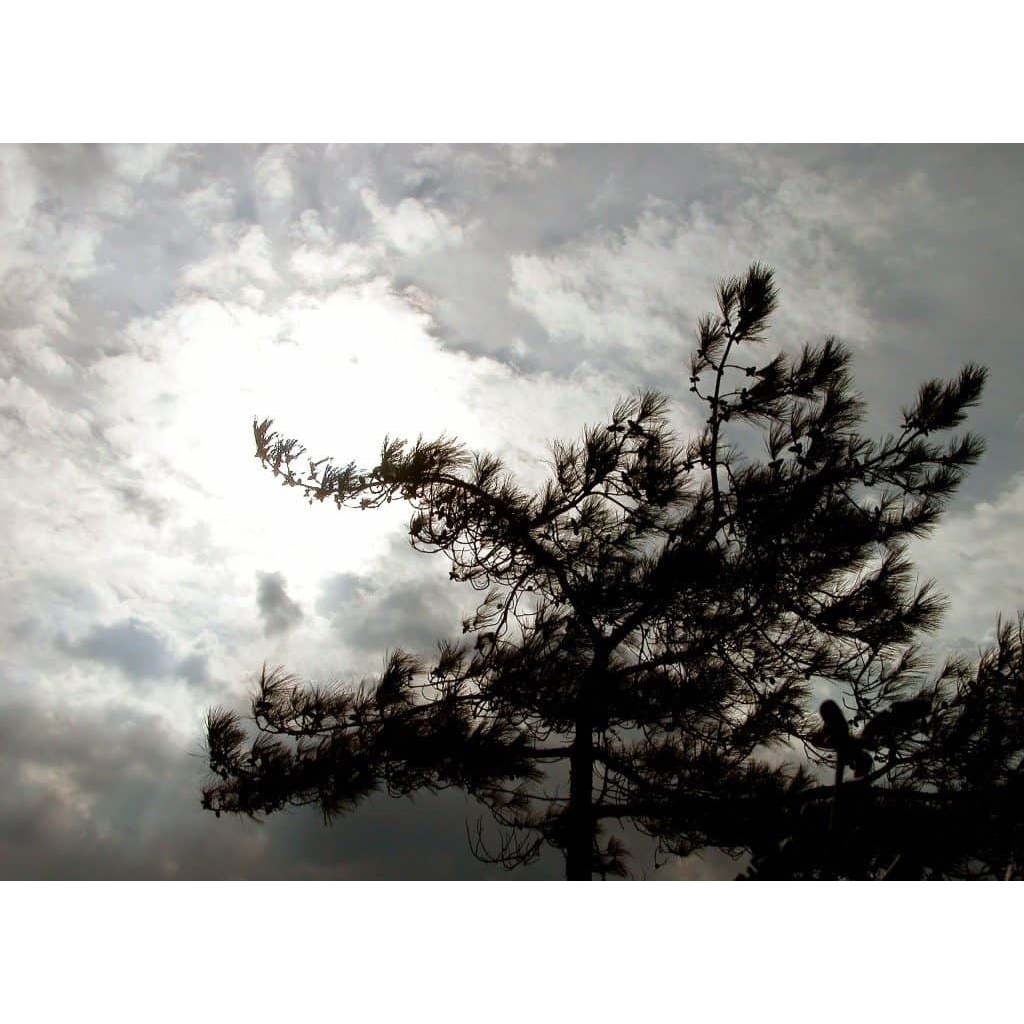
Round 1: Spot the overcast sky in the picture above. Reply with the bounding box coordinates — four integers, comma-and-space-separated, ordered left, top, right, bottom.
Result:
2, 144, 1023, 880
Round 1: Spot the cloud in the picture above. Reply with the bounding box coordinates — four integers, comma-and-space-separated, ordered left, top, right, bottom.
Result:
64, 617, 177, 680
175, 651, 210, 687
313, 530, 474, 660
0, 696, 562, 879
256, 571, 304, 637
287, 209, 380, 290
317, 565, 459, 658
103, 144, 176, 186
0, 698, 273, 879
507, 192, 880, 388
179, 222, 279, 302
360, 187, 468, 254
57, 617, 212, 688
910, 471, 1024, 651
254, 145, 294, 206
182, 177, 237, 225
0, 147, 122, 355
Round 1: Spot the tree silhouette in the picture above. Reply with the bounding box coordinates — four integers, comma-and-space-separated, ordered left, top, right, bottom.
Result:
203, 263, 1016, 880
741, 615, 1024, 879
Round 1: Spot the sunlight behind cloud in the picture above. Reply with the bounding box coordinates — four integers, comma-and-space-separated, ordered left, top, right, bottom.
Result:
72, 269, 639, 703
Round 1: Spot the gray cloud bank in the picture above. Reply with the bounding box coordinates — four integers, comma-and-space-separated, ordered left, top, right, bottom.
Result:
0, 698, 562, 879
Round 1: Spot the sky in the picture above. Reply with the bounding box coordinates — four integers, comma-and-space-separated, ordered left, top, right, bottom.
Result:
2, 143, 1023, 880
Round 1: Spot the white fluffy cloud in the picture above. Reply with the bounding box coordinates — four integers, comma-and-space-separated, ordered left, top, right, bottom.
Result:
508, 185, 884, 380
361, 187, 469, 254
180, 223, 280, 301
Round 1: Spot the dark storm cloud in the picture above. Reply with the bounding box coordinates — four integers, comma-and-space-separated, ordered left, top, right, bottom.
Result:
256, 571, 303, 637
0, 696, 562, 879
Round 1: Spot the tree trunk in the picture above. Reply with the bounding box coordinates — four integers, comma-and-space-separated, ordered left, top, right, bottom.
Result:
566, 708, 593, 880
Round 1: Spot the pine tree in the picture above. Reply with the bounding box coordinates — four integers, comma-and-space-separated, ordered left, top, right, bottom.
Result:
203, 264, 1008, 879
